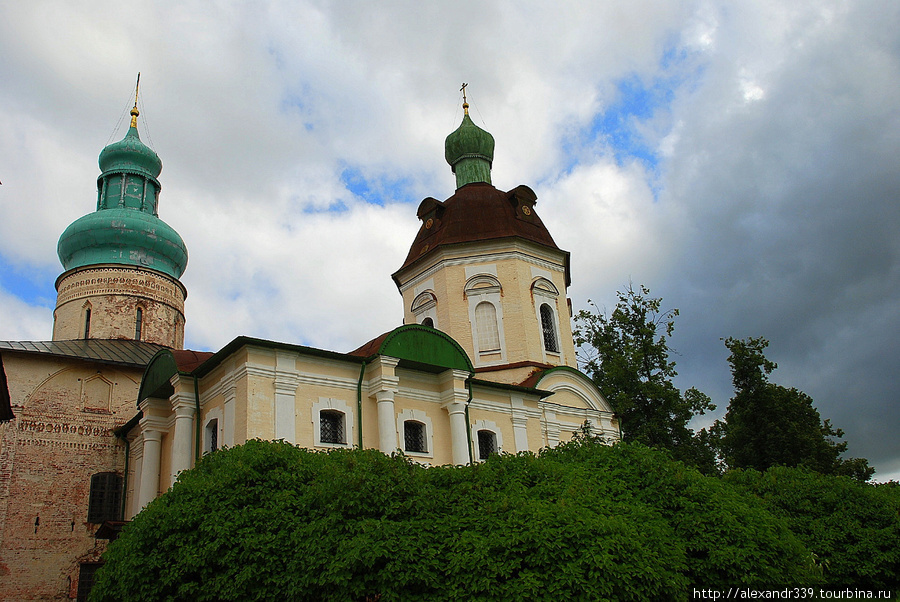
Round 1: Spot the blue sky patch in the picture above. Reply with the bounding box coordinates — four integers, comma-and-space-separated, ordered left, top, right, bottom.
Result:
0, 253, 57, 308
588, 74, 671, 170
571, 43, 704, 175
340, 164, 416, 207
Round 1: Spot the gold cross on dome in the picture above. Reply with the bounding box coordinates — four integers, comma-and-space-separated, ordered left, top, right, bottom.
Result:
460, 82, 469, 115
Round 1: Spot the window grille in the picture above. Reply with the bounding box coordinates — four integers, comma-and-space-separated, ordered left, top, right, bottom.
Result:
477, 430, 497, 460
475, 302, 500, 351
540, 304, 559, 353
76, 563, 103, 602
404, 421, 426, 453
87, 472, 122, 524
320, 410, 345, 444
206, 419, 218, 453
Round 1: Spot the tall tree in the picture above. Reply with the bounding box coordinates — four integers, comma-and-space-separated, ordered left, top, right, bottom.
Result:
574, 284, 715, 470
716, 337, 873, 481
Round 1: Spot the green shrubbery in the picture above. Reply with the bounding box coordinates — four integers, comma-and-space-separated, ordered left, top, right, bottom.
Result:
94, 439, 888, 601
724, 466, 900, 588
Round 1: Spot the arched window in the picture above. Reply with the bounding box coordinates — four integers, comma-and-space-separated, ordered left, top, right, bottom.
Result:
477, 430, 498, 460
83, 307, 92, 339
205, 419, 219, 454
135, 307, 143, 340
421, 317, 434, 328
320, 410, 345, 444
404, 420, 427, 453
87, 472, 122, 523
540, 303, 559, 353
475, 301, 500, 352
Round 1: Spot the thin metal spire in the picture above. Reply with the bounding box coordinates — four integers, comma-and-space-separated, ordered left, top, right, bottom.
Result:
460, 82, 469, 115
130, 72, 141, 128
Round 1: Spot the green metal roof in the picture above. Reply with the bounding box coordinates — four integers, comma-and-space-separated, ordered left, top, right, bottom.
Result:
0, 339, 166, 367
375, 324, 473, 373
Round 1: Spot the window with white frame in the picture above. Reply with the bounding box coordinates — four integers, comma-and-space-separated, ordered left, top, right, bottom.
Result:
404, 420, 427, 453
312, 398, 354, 448
532, 277, 562, 358
411, 290, 438, 329
205, 419, 219, 454
474, 301, 501, 351
477, 430, 498, 460
465, 271, 506, 361
397, 408, 434, 457
540, 303, 559, 353
471, 419, 503, 461
320, 410, 345, 444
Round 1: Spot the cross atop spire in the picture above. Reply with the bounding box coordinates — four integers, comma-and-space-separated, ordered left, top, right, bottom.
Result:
460, 82, 469, 115
130, 72, 141, 128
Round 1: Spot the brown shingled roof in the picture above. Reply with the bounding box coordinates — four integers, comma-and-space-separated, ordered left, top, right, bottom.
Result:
394, 182, 569, 283
347, 331, 392, 358
171, 349, 214, 373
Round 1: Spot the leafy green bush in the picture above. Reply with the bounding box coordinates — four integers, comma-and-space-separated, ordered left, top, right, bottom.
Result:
724, 466, 900, 588
91, 440, 818, 601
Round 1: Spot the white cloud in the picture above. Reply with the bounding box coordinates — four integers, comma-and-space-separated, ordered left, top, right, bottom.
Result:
1, 0, 898, 475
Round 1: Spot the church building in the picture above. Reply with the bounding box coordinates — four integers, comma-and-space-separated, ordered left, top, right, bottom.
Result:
0, 90, 617, 600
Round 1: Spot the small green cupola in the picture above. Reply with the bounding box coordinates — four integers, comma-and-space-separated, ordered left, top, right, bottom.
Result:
445, 89, 494, 189
57, 102, 188, 279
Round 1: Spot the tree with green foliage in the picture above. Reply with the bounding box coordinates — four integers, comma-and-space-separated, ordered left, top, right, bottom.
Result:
716, 337, 873, 481
574, 284, 716, 472
90, 439, 819, 601
724, 466, 900, 587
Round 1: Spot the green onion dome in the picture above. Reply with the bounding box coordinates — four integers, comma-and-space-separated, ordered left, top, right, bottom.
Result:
57, 111, 187, 279
445, 113, 495, 189
98, 124, 162, 180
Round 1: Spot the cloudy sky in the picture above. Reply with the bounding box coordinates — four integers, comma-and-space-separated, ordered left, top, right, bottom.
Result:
1, 1, 898, 479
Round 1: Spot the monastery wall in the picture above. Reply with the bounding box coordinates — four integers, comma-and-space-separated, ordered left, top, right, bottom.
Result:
0, 353, 141, 600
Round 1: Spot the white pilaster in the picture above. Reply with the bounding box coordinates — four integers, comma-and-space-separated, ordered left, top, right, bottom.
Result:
440, 369, 472, 465
376, 390, 398, 453
274, 351, 299, 443
368, 356, 400, 454
171, 398, 195, 481
511, 395, 530, 452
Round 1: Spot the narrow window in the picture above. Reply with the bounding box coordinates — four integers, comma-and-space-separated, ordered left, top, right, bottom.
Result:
135, 307, 143, 340
87, 472, 122, 523
83, 308, 92, 339
320, 410, 345, 444
205, 419, 218, 454
475, 301, 500, 352
477, 430, 497, 460
540, 303, 559, 353
404, 421, 426, 453
76, 563, 103, 602
421, 317, 434, 328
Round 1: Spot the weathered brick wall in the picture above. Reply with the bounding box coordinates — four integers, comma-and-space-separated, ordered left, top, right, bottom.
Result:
0, 353, 142, 600
53, 266, 186, 349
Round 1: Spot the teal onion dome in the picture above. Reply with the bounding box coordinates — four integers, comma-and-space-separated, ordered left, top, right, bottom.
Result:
445, 113, 494, 189
57, 117, 188, 279
58, 208, 188, 278
98, 125, 162, 179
